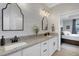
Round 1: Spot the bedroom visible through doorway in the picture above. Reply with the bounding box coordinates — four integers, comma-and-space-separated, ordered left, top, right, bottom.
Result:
60, 10, 79, 56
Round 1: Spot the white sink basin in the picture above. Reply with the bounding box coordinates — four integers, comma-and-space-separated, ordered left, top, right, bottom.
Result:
4, 42, 27, 51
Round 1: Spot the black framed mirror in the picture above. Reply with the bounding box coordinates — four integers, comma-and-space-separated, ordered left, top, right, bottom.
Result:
42, 16, 48, 30
2, 3, 24, 31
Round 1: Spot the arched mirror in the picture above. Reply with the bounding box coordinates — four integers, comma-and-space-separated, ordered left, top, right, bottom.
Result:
42, 16, 48, 30
2, 3, 24, 31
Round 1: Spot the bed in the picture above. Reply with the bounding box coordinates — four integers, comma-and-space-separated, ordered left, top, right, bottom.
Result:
61, 31, 79, 46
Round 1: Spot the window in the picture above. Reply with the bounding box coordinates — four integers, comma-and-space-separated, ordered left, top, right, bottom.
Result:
76, 20, 79, 32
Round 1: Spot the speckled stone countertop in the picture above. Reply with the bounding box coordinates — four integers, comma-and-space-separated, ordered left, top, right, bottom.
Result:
0, 33, 58, 56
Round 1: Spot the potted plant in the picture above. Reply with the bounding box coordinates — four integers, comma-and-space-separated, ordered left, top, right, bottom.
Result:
32, 26, 39, 37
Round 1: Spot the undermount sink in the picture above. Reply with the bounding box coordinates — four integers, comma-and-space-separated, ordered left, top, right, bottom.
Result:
4, 42, 27, 51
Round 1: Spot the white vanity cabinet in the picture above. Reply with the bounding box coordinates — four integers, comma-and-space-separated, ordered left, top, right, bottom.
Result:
7, 51, 22, 56
6, 36, 58, 56
49, 37, 58, 55
23, 44, 41, 56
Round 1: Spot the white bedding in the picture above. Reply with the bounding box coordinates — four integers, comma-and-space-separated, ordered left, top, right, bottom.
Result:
62, 34, 79, 41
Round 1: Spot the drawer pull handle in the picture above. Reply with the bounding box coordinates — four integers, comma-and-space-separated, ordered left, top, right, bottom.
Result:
43, 43, 47, 45
43, 49, 47, 52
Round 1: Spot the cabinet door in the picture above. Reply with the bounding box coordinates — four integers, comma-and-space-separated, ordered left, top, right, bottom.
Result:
48, 37, 58, 55
53, 38, 58, 51
7, 51, 22, 56
48, 39, 54, 55
23, 44, 41, 56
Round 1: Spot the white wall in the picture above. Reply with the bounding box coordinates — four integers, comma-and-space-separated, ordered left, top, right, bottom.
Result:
0, 3, 51, 38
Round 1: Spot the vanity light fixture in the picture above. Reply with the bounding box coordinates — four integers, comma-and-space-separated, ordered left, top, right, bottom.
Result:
40, 8, 50, 17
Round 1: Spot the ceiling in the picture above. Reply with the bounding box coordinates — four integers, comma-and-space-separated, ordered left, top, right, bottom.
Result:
44, 3, 61, 8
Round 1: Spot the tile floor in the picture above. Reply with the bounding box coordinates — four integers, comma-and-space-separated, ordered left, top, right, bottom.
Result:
53, 43, 79, 56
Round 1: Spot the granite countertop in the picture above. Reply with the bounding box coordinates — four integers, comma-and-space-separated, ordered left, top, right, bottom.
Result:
0, 33, 58, 56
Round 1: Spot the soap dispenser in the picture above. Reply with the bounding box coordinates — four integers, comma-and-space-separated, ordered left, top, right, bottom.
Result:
0, 36, 5, 46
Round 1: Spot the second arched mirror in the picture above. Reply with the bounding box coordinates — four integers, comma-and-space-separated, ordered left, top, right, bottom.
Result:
42, 16, 48, 30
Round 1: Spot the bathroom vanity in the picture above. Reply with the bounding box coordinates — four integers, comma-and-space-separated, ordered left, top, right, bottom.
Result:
0, 33, 58, 56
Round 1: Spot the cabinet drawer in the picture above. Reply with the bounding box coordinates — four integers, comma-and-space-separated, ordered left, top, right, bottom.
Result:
41, 48, 48, 56
41, 40, 49, 56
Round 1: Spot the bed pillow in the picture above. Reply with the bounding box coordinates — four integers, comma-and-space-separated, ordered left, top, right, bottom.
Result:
63, 31, 71, 35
